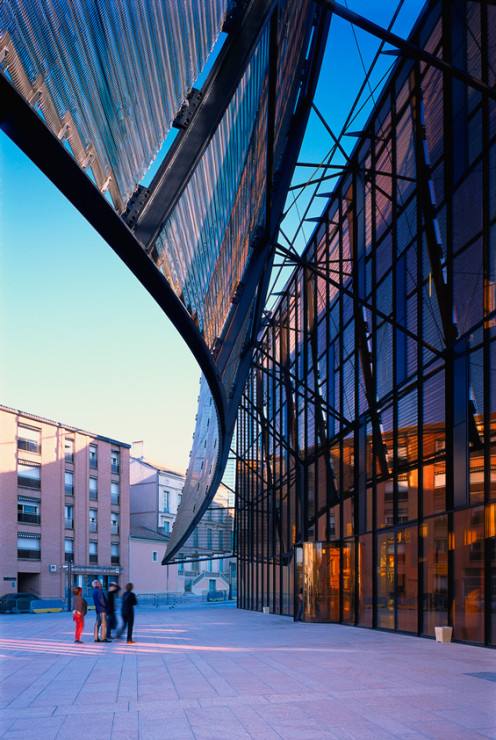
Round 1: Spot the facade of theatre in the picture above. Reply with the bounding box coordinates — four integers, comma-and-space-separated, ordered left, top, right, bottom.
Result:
236, 0, 496, 646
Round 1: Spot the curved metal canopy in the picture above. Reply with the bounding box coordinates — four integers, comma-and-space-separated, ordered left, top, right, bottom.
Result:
0, 0, 330, 562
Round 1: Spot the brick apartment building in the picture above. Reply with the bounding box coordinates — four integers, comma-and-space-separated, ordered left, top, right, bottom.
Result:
0, 404, 130, 602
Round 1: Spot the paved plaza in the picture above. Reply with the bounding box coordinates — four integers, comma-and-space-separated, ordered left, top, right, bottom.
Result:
0, 602, 494, 739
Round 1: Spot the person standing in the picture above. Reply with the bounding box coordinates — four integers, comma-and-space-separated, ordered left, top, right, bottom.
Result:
92, 580, 112, 642
107, 582, 119, 639
117, 583, 137, 644
72, 586, 87, 643
295, 587, 304, 622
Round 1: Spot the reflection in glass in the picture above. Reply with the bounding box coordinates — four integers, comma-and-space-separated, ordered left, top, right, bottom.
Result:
377, 532, 395, 629
396, 527, 417, 632
487, 504, 496, 646
421, 516, 448, 637
358, 534, 373, 627
453, 507, 484, 643
342, 540, 355, 624
303, 542, 339, 622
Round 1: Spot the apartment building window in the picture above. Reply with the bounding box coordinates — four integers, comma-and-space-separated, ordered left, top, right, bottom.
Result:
64, 538, 73, 562
207, 559, 213, 572
65, 505, 74, 529
89, 540, 97, 564
17, 496, 40, 525
111, 512, 119, 535
177, 494, 182, 507
162, 521, 170, 533
89, 508, 97, 532
89, 476, 98, 500
193, 528, 198, 547
218, 531, 224, 550
18, 424, 41, 454
111, 481, 120, 505
89, 443, 97, 469
65, 438, 74, 463
18, 460, 41, 490
110, 449, 120, 474
152, 551, 158, 562
178, 555, 184, 571
207, 508, 212, 521
65, 471, 74, 496
163, 490, 170, 512
17, 532, 40, 560
207, 529, 212, 549
111, 542, 119, 565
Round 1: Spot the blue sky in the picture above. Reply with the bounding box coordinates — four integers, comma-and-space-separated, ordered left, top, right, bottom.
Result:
0, 1, 423, 469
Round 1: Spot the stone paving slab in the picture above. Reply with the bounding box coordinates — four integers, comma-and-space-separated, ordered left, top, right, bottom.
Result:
0, 604, 494, 739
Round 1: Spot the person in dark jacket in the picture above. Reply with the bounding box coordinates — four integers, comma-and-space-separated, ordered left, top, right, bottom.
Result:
107, 582, 119, 638
116, 583, 138, 643
72, 586, 88, 643
92, 580, 112, 642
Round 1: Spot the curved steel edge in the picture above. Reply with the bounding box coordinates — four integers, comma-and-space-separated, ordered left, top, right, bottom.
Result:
0, 72, 229, 445
162, 2, 332, 564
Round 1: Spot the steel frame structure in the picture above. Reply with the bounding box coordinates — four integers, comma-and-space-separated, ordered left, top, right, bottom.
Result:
236, 0, 496, 645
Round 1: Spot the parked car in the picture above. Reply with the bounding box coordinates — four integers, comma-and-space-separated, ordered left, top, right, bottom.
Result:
0, 593, 41, 613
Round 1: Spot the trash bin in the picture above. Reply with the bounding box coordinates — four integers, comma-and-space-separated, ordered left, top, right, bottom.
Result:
435, 626, 453, 642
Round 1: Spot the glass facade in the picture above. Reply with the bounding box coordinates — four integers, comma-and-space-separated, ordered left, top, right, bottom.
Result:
236, 0, 496, 645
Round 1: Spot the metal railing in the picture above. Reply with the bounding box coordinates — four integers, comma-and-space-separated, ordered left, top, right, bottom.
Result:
18, 476, 41, 490
17, 512, 40, 525
135, 592, 233, 607
17, 549, 41, 560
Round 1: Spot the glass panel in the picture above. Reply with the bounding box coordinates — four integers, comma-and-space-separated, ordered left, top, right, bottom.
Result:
421, 516, 449, 637
423, 372, 446, 515
397, 527, 418, 633
487, 504, 496, 646
377, 531, 395, 629
358, 534, 373, 627
303, 542, 340, 623
342, 540, 355, 625
453, 507, 484, 643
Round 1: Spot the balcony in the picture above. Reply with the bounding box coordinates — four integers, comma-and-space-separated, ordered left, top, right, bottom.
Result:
65, 518, 74, 529
17, 512, 40, 525
17, 548, 40, 560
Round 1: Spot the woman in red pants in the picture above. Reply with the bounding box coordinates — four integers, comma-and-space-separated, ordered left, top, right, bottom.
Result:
72, 586, 88, 643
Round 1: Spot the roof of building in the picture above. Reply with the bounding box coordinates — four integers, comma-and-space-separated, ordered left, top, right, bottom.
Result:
129, 525, 170, 542
130, 456, 186, 478
0, 403, 131, 448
